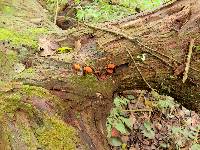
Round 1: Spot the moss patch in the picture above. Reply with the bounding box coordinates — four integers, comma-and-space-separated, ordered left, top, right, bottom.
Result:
36, 115, 77, 150
0, 83, 79, 149
70, 74, 113, 97
0, 50, 18, 81
0, 28, 49, 48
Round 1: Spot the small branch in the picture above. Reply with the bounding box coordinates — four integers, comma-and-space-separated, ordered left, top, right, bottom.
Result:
125, 48, 153, 90
122, 108, 152, 112
54, 0, 59, 25
182, 39, 194, 83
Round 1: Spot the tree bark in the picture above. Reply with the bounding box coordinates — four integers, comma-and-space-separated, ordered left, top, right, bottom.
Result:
14, 0, 200, 149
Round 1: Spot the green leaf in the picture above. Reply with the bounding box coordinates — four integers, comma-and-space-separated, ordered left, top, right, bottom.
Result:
142, 129, 155, 139
114, 97, 121, 107
109, 137, 122, 146
142, 128, 155, 139
74, 0, 81, 4
157, 97, 174, 109
120, 117, 132, 129
114, 121, 127, 134
144, 121, 153, 131
160, 143, 169, 148
76, 9, 86, 21
141, 121, 155, 139
127, 95, 135, 100
171, 126, 182, 135
181, 128, 195, 139
191, 144, 200, 150
151, 90, 161, 100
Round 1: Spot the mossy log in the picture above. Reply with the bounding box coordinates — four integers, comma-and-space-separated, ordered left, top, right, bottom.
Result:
1, 0, 200, 149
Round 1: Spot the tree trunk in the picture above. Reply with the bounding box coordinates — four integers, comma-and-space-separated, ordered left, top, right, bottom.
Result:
2, 0, 200, 149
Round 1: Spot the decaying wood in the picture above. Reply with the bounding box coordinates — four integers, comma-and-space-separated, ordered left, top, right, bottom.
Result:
12, 0, 200, 149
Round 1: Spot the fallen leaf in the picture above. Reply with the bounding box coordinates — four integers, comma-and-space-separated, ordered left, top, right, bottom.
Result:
30, 18, 42, 24
129, 113, 136, 127
121, 135, 129, 143
14, 63, 25, 73
39, 36, 59, 57
145, 99, 154, 108
111, 128, 120, 137
0, 82, 13, 92
109, 137, 122, 146
174, 64, 185, 76
74, 39, 81, 51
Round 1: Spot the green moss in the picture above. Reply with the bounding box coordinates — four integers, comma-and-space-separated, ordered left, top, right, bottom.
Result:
0, 50, 18, 81
0, 93, 21, 118
0, 84, 64, 118
70, 74, 113, 97
1, 5, 15, 15
0, 82, 79, 149
0, 28, 48, 48
14, 68, 36, 80
36, 115, 77, 150
12, 116, 40, 150
45, 0, 66, 15
20, 85, 51, 98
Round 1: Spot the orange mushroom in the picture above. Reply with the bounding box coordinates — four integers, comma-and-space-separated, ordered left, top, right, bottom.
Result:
106, 69, 114, 74
106, 63, 116, 74
107, 63, 116, 69
83, 66, 93, 73
73, 64, 81, 70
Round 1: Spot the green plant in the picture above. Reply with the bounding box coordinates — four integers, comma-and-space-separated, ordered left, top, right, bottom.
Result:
170, 126, 199, 149
76, 0, 172, 23
157, 96, 175, 110
191, 144, 200, 150
45, 0, 66, 15
106, 96, 133, 146
141, 121, 155, 139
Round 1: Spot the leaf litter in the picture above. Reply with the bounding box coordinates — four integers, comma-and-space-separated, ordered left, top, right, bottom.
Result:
107, 90, 200, 149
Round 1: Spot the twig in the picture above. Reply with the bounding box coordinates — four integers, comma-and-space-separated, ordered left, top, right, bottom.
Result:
182, 39, 194, 83
54, 0, 59, 25
122, 108, 152, 112
135, 90, 145, 107
125, 48, 153, 90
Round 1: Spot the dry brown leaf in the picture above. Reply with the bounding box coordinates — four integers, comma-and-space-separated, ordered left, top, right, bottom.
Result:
144, 99, 154, 108
129, 113, 136, 127
39, 36, 59, 57
74, 39, 81, 51
174, 64, 185, 76
121, 135, 129, 143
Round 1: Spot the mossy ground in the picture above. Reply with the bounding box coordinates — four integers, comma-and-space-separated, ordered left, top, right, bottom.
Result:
0, 83, 78, 149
